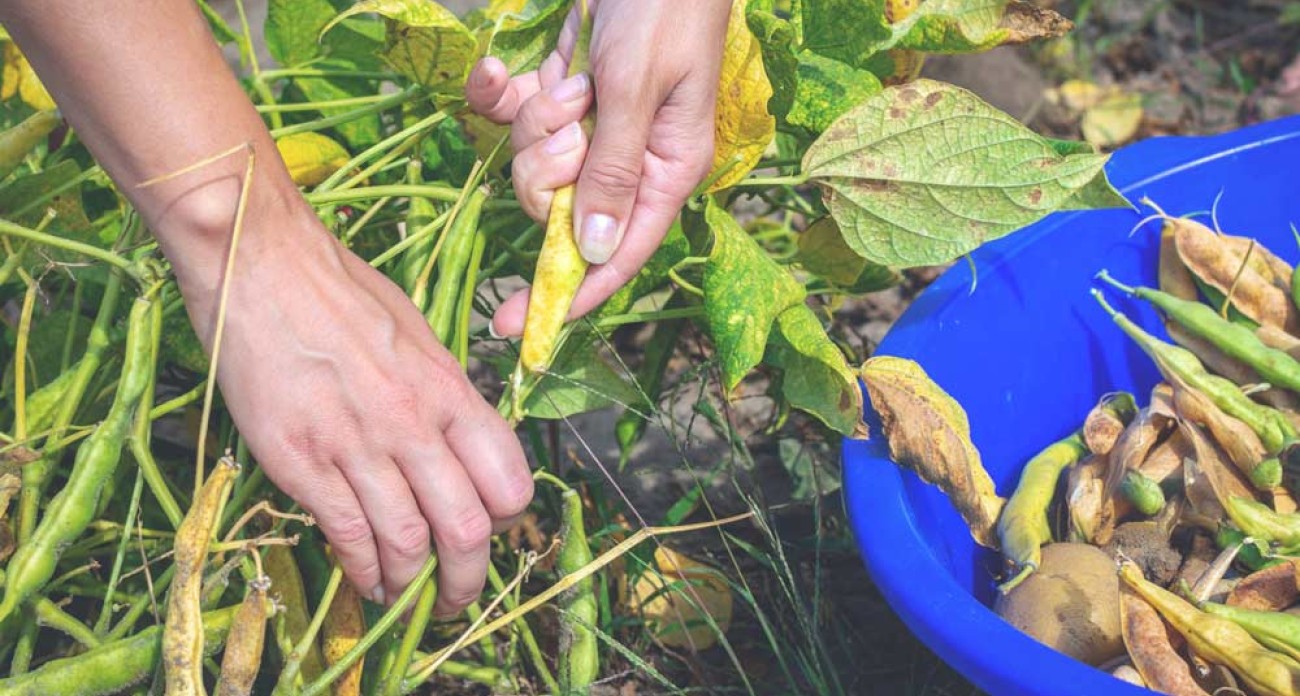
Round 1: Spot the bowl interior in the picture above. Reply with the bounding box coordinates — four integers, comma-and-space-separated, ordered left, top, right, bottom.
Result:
846, 117, 1300, 695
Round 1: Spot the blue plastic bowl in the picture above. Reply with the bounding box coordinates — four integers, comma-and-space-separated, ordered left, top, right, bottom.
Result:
843, 115, 1300, 696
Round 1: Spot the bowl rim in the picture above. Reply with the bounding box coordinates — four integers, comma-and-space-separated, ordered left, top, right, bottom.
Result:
842, 114, 1300, 696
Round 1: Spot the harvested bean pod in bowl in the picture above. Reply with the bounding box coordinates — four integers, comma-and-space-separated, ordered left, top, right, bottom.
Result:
844, 115, 1300, 696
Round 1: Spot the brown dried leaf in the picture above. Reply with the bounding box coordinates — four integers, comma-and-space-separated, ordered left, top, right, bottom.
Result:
1120, 587, 1211, 696
1180, 423, 1256, 513
1139, 431, 1192, 484
1226, 560, 1300, 612
1104, 409, 1170, 503
999, 0, 1074, 45
1171, 218, 1300, 332
1084, 393, 1136, 455
862, 356, 1005, 548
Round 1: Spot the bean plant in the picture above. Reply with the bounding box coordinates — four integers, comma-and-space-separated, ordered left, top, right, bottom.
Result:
0, 0, 1123, 693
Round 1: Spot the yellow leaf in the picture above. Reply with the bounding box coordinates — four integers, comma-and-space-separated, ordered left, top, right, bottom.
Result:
483, 0, 530, 21
706, 0, 775, 193
630, 546, 733, 650
1082, 90, 1143, 149
324, 0, 477, 94
276, 132, 350, 187
1052, 79, 1102, 112
2, 42, 56, 111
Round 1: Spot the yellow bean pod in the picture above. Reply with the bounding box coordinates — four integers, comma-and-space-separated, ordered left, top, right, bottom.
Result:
320, 579, 366, 696
163, 456, 240, 696
215, 577, 274, 696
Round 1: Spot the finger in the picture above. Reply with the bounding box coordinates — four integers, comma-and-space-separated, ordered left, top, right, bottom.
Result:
443, 395, 533, 524
510, 73, 592, 152
398, 443, 492, 617
287, 470, 384, 604
338, 458, 432, 603
509, 122, 588, 221
465, 57, 542, 125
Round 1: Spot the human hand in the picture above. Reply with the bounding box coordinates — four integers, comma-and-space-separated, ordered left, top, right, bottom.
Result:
168, 181, 533, 618
466, 0, 731, 336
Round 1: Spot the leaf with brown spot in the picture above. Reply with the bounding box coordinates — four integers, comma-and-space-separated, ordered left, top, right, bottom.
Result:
998, 0, 1074, 44
862, 356, 1004, 548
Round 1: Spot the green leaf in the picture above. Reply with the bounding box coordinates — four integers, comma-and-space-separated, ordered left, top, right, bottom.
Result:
0, 162, 97, 275
523, 341, 641, 420
325, 0, 478, 94
481, 0, 572, 74
787, 51, 883, 136
891, 0, 1009, 53
593, 222, 690, 320
779, 438, 842, 500
744, 9, 797, 121
802, 80, 1124, 268
764, 304, 865, 437
160, 306, 209, 374
691, 198, 805, 392
266, 0, 337, 66
798, 217, 901, 293
794, 0, 892, 68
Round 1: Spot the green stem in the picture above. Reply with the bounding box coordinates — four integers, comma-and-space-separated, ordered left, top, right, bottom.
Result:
333, 131, 428, 192
299, 555, 439, 696
269, 87, 422, 139
316, 112, 447, 192
0, 244, 25, 287
730, 174, 810, 189
382, 578, 438, 696
489, 563, 557, 694
256, 67, 401, 82
341, 196, 393, 245
10, 610, 36, 676
33, 597, 101, 649
368, 208, 453, 268
0, 219, 136, 275
94, 468, 145, 636
274, 565, 344, 695
256, 94, 389, 114
594, 306, 703, 330
306, 185, 463, 207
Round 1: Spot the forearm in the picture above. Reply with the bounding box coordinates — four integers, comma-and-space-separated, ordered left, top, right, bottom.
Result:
0, 0, 310, 321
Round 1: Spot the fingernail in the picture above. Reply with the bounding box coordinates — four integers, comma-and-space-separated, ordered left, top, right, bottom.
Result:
544, 122, 583, 156
370, 586, 386, 605
579, 214, 620, 265
471, 63, 492, 89
488, 319, 504, 340
549, 73, 589, 103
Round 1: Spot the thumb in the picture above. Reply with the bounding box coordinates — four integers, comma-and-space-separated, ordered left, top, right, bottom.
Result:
572, 81, 657, 265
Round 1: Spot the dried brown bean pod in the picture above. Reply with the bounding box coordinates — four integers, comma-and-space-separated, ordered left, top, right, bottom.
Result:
1084, 393, 1138, 456
216, 577, 274, 696
1257, 324, 1300, 361
1227, 561, 1300, 612
1173, 382, 1269, 481
1171, 217, 1299, 332
1119, 586, 1209, 696
1276, 488, 1299, 515
1180, 423, 1256, 512
321, 576, 365, 696
1102, 409, 1172, 517
165, 457, 240, 696
1223, 235, 1294, 290
1160, 225, 1200, 301
1138, 430, 1192, 483
1068, 455, 1109, 544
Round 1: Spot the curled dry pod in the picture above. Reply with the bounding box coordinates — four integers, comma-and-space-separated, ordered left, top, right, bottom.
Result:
1084, 392, 1138, 456
1119, 561, 1300, 696
1067, 455, 1108, 544
1159, 224, 1200, 301
1172, 381, 1275, 489
215, 577, 274, 696
164, 457, 241, 696
1227, 560, 1300, 612
321, 575, 366, 696
1119, 585, 1209, 696
1170, 217, 1300, 333
862, 356, 1005, 548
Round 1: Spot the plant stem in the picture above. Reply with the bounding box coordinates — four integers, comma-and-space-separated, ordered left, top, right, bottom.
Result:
256, 94, 390, 113
0, 218, 136, 275
270, 87, 422, 139
94, 469, 146, 636
731, 174, 810, 189
256, 67, 401, 82
594, 305, 703, 330
316, 112, 448, 192
306, 185, 463, 207
381, 578, 438, 696
368, 209, 454, 268
274, 564, 344, 694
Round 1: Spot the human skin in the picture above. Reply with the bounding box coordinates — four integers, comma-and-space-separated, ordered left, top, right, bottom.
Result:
0, 0, 728, 615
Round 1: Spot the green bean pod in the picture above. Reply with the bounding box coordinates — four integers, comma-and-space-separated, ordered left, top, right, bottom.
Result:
1099, 271, 1300, 395
1092, 289, 1295, 452
996, 431, 1089, 593
1202, 602, 1300, 663
557, 489, 598, 694
400, 162, 440, 311
1226, 496, 1300, 548
1216, 525, 1282, 572
1121, 470, 1166, 516
616, 317, 685, 469
427, 186, 488, 346
0, 293, 155, 624
0, 110, 60, 179
0, 604, 239, 696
